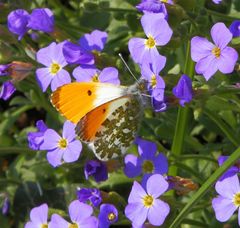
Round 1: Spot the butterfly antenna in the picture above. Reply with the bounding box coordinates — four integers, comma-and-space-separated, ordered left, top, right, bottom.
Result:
118, 53, 139, 83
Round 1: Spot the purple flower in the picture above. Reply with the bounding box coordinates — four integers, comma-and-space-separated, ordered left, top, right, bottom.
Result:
62, 29, 107, 65
191, 22, 238, 81
36, 42, 71, 92
77, 188, 102, 207
27, 8, 54, 33
0, 81, 16, 100
40, 121, 82, 167
124, 138, 168, 185
212, 0, 222, 4
229, 20, 240, 38
7, 9, 30, 40
0, 64, 10, 76
141, 54, 166, 102
128, 13, 172, 65
49, 200, 98, 228
99, 204, 118, 228
217, 156, 240, 181
136, 0, 173, 19
73, 66, 120, 85
212, 175, 240, 225
125, 174, 170, 227
84, 160, 108, 182
79, 30, 108, 52
172, 74, 193, 107
25, 203, 49, 228
62, 41, 94, 65
2, 197, 10, 215
27, 120, 48, 150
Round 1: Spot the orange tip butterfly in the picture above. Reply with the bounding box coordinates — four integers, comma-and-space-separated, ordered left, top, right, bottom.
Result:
51, 80, 146, 161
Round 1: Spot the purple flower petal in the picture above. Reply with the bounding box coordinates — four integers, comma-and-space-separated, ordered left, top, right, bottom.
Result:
98, 67, 120, 85
172, 74, 193, 106
7, 9, 30, 40
63, 41, 94, 65
40, 129, 60, 150
195, 54, 218, 81
141, 13, 172, 46
136, 138, 157, 158
46, 148, 64, 167
211, 22, 232, 49
36, 68, 53, 92
36, 42, 56, 67
124, 154, 141, 178
146, 174, 169, 197
154, 153, 168, 175
147, 199, 170, 226
218, 47, 238, 74
0, 64, 10, 76
49, 214, 68, 228
84, 160, 108, 182
73, 66, 98, 82
215, 175, 240, 199
68, 200, 93, 223
36, 120, 48, 132
62, 121, 76, 142
0, 81, 16, 100
62, 140, 82, 163
125, 202, 148, 226
27, 8, 54, 33
136, 1, 167, 16
229, 20, 240, 37
212, 196, 237, 222
191, 37, 214, 62
50, 69, 71, 91
151, 75, 165, 101
29, 204, 48, 225
128, 181, 146, 203
78, 216, 99, 228
128, 38, 146, 64
79, 30, 108, 52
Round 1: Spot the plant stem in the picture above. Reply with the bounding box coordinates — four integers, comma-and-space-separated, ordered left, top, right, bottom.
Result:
168, 27, 195, 177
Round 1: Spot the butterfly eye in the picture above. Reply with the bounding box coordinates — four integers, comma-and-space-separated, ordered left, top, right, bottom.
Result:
87, 90, 92, 96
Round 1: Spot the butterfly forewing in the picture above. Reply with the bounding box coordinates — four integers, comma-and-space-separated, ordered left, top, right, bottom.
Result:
76, 95, 143, 161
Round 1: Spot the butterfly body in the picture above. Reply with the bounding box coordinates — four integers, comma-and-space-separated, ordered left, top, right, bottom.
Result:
51, 80, 145, 161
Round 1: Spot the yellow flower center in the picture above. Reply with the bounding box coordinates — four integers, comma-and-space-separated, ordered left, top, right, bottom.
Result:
142, 160, 154, 173
160, 0, 168, 3
212, 46, 221, 58
68, 223, 78, 228
143, 195, 154, 208
145, 36, 156, 49
92, 73, 99, 82
108, 212, 116, 221
58, 138, 68, 149
50, 62, 61, 75
233, 192, 240, 207
150, 74, 157, 88
41, 224, 48, 228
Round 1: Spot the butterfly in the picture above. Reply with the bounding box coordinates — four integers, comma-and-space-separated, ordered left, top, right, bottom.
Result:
51, 81, 146, 161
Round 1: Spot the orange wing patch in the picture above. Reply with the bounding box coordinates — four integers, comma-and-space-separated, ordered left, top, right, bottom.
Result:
51, 82, 124, 124
76, 102, 110, 142
51, 82, 99, 124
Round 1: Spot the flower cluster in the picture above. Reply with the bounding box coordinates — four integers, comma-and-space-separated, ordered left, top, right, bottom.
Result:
28, 120, 82, 167
8, 8, 54, 40
25, 201, 118, 228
